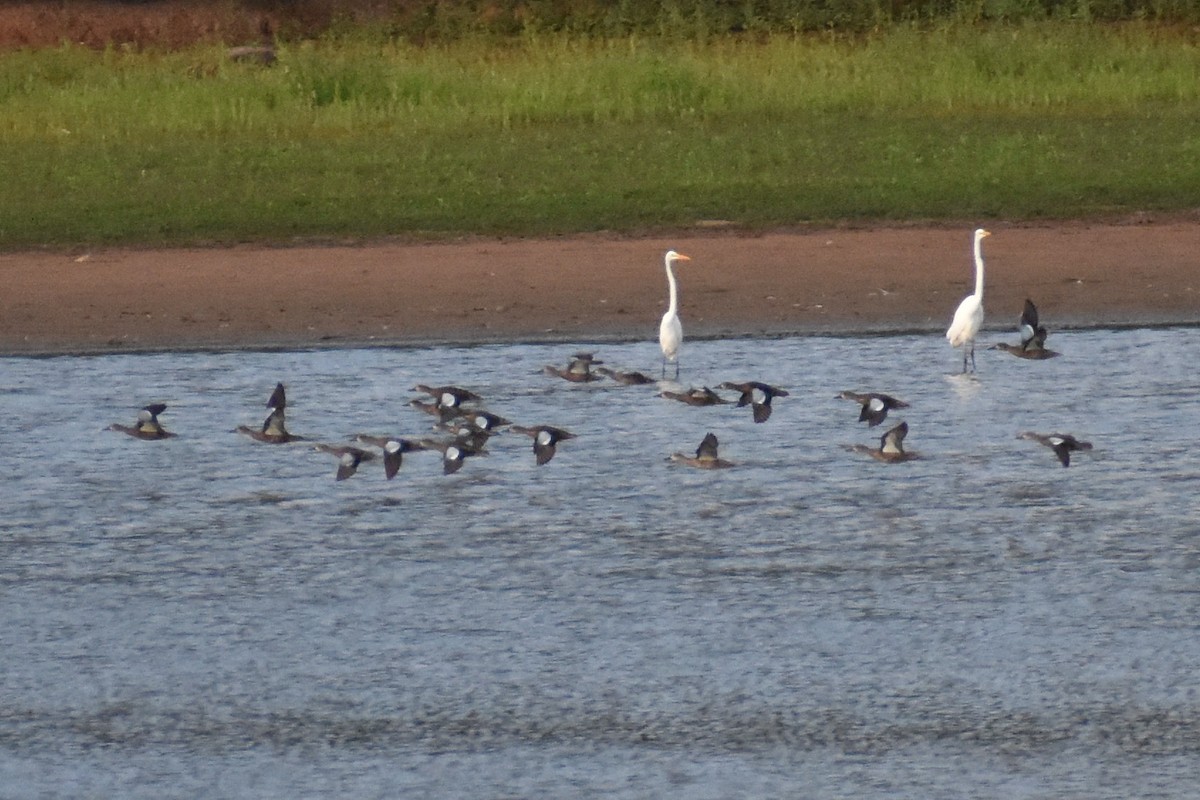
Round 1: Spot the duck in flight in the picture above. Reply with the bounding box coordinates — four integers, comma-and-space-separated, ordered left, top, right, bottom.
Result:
991, 299, 1060, 359
108, 403, 177, 440
314, 444, 376, 481
543, 352, 604, 383
1017, 431, 1092, 467
851, 421, 918, 463
453, 410, 512, 434
412, 384, 482, 409
510, 424, 576, 465
669, 432, 734, 469
417, 436, 487, 475
660, 386, 731, 407
353, 435, 431, 479
593, 366, 655, 385
717, 381, 789, 423
837, 391, 910, 428
236, 383, 303, 443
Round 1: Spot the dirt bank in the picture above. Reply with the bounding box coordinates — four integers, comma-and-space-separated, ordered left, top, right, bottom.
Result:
2, 219, 1198, 355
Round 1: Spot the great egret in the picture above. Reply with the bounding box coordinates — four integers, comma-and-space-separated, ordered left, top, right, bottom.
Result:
946, 228, 991, 372
837, 391, 910, 428
717, 381, 790, 423
108, 403, 176, 440
510, 424, 576, 465
1017, 431, 1093, 467
658, 250, 692, 379
669, 432, 734, 469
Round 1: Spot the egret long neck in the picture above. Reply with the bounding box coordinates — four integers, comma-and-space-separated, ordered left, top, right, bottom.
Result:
665, 260, 679, 315
972, 236, 986, 300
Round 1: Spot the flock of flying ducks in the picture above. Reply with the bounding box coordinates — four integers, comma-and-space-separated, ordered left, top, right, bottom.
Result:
106, 229, 1093, 474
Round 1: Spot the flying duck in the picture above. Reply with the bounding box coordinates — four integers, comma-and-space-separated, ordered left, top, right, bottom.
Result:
669, 432, 734, 469
851, 421, 918, 463
455, 410, 512, 433
837, 391, 911, 427
409, 398, 464, 425
314, 444, 376, 481
1017, 431, 1093, 467
236, 383, 304, 443
991, 299, 1060, 358
544, 357, 604, 381
717, 381, 789, 423
435, 424, 493, 452
412, 384, 482, 409
660, 387, 731, 407
509, 424, 576, 465
991, 341, 1060, 359
352, 435, 431, 479
593, 366, 656, 385
108, 403, 177, 440
417, 437, 487, 475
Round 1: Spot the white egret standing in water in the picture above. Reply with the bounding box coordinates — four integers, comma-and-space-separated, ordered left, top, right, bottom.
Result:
946, 228, 991, 373
658, 250, 692, 379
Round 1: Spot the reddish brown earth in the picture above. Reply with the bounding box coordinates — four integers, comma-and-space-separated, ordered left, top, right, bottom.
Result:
2, 219, 1198, 355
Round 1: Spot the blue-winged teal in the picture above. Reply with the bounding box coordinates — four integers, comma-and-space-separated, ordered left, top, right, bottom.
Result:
412, 384, 482, 409
660, 386, 731, 407
851, 421, 918, 462
669, 432, 734, 469
717, 381, 789, 423
417, 436, 487, 475
543, 354, 604, 383
353, 435, 431, 479
108, 403, 177, 440
455, 410, 512, 433
315, 444, 376, 481
236, 382, 303, 443
991, 299, 1060, 359
409, 398, 464, 425
1017, 431, 1092, 467
510, 424, 576, 465
594, 366, 655, 385
837, 391, 910, 428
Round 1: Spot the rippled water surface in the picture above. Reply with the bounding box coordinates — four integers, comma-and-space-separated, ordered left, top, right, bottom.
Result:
3, 329, 1200, 798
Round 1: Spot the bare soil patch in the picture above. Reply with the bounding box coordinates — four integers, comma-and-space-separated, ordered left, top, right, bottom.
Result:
2, 220, 1197, 355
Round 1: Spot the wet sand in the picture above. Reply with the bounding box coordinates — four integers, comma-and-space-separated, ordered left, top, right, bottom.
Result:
2, 219, 1198, 355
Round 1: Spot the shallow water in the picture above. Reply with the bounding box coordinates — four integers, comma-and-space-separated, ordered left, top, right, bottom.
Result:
2, 328, 1199, 798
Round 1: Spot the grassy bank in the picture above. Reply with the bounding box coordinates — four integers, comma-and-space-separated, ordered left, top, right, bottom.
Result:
2, 22, 1199, 248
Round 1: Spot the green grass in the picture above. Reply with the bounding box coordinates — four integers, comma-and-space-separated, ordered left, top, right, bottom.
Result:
2, 22, 1199, 248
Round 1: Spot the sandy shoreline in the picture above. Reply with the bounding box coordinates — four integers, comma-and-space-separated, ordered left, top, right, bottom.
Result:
2, 219, 1198, 356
